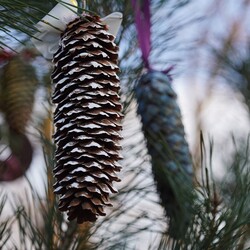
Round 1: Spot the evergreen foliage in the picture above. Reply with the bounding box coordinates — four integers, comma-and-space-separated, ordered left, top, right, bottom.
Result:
0, 0, 249, 249
0, 0, 55, 48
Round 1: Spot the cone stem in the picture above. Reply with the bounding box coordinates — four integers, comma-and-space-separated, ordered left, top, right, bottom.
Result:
82, 0, 86, 9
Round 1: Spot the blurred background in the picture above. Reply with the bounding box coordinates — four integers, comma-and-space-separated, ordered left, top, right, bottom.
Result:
0, 0, 250, 249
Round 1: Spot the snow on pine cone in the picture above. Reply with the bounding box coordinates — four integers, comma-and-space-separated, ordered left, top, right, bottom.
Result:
52, 14, 123, 223
135, 71, 193, 236
0, 56, 37, 133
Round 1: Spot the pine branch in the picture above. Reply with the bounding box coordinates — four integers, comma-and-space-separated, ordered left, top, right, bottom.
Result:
0, 195, 12, 248
1, 1, 249, 249
0, 1, 59, 49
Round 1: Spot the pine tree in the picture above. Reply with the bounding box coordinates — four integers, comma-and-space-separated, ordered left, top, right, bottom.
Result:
0, 0, 249, 249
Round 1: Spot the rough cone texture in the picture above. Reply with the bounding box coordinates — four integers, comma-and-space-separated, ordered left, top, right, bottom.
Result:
1, 56, 37, 133
52, 14, 123, 223
135, 71, 193, 237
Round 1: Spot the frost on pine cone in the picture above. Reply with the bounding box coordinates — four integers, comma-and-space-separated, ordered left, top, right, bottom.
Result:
0, 56, 37, 133
135, 71, 193, 237
52, 14, 123, 223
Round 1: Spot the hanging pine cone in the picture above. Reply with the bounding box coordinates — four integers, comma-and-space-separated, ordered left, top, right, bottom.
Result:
135, 71, 193, 237
1, 55, 37, 133
52, 14, 123, 223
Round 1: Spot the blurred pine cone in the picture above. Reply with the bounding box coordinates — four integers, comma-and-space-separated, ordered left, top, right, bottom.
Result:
135, 71, 193, 237
52, 14, 123, 223
0, 129, 33, 181
1, 55, 37, 133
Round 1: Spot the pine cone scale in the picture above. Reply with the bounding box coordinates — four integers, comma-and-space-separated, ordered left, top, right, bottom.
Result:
52, 15, 122, 223
1, 56, 37, 133
136, 71, 193, 236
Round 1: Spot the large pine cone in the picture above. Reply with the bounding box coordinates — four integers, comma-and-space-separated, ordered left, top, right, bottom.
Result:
135, 71, 193, 237
1, 56, 37, 133
52, 14, 123, 223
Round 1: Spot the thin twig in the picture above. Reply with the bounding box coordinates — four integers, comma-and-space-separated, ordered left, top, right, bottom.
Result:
82, 0, 86, 9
